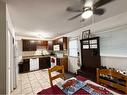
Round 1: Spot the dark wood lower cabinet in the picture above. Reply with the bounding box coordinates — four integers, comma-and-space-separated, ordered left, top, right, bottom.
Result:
22, 59, 30, 72
18, 59, 30, 73
39, 57, 50, 69
57, 58, 68, 72
19, 57, 50, 73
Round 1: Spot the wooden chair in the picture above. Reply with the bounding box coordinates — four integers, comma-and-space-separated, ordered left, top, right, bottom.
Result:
97, 68, 127, 94
48, 65, 65, 86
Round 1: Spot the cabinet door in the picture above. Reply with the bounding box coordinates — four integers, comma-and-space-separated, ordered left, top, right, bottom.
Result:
44, 57, 50, 67
48, 41, 53, 50
22, 40, 30, 51
36, 40, 42, 46
18, 63, 23, 73
57, 58, 68, 72
58, 37, 67, 51
22, 59, 30, 72
39, 57, 50, 69
22, 40, 37, 51
37, 40, 48, 46
29, 40, 37, 51
42, 41, 48, 46
58, 38, 63, 50
63, 37, 67, 50
57, 58, 60, 65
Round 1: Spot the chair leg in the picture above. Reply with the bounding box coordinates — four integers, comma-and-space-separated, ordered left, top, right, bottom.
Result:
125, 87, 127, 94
48, 69, 53, 86
50, 80, 53, 86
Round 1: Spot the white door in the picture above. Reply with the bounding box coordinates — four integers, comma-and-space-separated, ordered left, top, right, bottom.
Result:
10, 32, 14, 92
7, 30, 16, 94
6, 30, 11, 94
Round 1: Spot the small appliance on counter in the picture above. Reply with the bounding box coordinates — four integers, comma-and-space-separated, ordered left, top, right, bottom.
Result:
53, 44, 60, 51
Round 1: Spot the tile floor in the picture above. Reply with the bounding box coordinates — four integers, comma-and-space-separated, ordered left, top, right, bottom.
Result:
11, 69, 64, 95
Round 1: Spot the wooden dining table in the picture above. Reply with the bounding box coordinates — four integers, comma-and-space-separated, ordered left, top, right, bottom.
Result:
37, 76, 123, 95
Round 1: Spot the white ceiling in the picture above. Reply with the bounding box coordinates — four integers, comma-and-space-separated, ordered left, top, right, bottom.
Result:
6, 0, 127, 39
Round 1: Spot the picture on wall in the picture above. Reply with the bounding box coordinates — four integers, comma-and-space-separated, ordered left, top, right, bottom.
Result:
82, 30, 90, 39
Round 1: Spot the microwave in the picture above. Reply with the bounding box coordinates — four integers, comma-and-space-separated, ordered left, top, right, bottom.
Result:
53, 44, 60, 51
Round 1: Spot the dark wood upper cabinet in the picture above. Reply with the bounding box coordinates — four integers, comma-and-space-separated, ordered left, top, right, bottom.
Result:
22, 40, 48, 51
37, 40, 48, 46
22, 37, 67, 51
22, 40, 37, 51
48, 41, 53, 50
59, 37, 68, 50
63, 37, 68, 50
53, 39, 58, 45
42, 41, 48, 46
52, 37, 68, 51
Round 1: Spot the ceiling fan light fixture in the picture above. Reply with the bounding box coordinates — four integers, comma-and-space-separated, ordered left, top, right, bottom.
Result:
81, 9, 93, 19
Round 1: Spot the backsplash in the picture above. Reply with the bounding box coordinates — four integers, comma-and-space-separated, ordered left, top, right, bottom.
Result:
55, 50, 68, 58
22, 51, 36, 57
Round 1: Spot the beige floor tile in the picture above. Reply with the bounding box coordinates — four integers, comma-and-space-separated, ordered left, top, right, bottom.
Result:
11, 91, 23, 95
31, 82, 40, 85
11, 69, 63, 95
25, 92, 34, 95
23, 86, 31, 89
22, 87, 33, 94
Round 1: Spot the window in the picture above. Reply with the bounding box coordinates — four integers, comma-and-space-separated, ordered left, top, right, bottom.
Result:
69, 38, 78, 57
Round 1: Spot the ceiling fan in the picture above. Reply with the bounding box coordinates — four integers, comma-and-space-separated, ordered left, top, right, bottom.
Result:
67, 0, 114, 21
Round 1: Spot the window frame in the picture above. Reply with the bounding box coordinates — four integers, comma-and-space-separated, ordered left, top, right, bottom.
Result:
68, 37, 79, 57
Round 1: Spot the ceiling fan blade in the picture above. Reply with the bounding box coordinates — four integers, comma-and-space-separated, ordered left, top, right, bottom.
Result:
68, 13, 82, 20
66, 7, 82, 12
94, 0, 114, 8
93, 8, 105, 15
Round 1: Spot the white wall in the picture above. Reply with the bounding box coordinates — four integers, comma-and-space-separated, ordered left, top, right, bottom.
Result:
61, 12, 127, 73
0, 1, 7, 94
6, 5, 16, 95
101, 56, 127, 71
15, 40, 22, 63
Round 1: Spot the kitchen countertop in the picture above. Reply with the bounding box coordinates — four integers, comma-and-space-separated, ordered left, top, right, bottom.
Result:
22, 55, 50, 59
22, 55, 68, 60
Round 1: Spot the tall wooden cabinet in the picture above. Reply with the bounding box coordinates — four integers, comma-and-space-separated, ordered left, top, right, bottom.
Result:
57, 58, 68, 72
77, 37, 101, 81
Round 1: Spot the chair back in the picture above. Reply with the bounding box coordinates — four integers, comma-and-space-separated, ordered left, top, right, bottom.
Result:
48, 65, 65, 86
